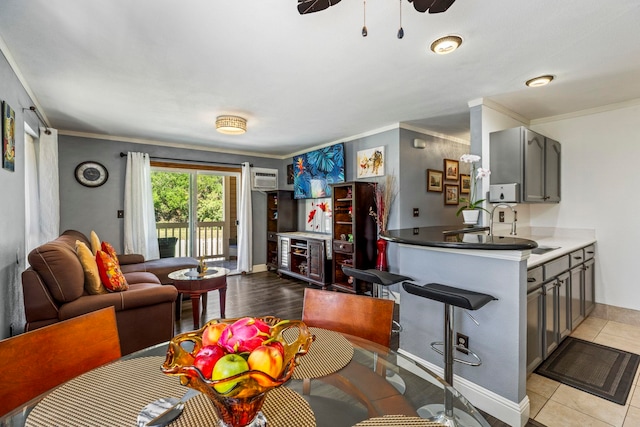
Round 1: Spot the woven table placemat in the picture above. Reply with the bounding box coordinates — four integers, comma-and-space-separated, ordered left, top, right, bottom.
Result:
26, 356, 314, 427
354, 415, 446, 426
286, 327, 354, 379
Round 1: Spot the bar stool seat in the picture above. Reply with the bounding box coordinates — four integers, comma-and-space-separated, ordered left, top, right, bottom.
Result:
341, 267, 411, 298
402, 281, 496, 427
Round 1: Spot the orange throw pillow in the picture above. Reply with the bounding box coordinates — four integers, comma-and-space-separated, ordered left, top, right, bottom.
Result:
96, 250, 128, 292
101, 241, 120, 266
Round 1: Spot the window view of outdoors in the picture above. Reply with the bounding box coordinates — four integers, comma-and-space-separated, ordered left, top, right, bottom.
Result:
151, 170, 226, 259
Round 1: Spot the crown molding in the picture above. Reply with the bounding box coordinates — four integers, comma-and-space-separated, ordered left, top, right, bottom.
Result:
399, 123, 470, 145
531, 97, 640, 124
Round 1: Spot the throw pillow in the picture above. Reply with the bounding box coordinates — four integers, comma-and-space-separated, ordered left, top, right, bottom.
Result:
76, 240, 107, 295
90, 230, 101, 256
101, 241, 120, 266
96, 250, 129, 292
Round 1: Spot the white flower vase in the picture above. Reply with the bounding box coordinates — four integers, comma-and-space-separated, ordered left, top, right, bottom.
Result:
462, 209, 480, 225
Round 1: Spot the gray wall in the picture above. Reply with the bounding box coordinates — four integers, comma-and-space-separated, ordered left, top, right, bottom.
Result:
59, 135, 284, 265
0, 51, 40, 338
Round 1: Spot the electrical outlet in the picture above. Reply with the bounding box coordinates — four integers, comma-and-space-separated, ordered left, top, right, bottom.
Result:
117, 210, 124, 218
456, 333, 469, 354
499, 211, 505, 222
413, 208, 419, 217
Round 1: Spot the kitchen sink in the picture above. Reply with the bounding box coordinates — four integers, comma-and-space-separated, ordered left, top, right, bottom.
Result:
532, 246, 560, 255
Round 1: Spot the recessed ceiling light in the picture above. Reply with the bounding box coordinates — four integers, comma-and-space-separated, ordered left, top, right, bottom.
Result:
430, 35, 463, 54
215, 115, 247, 135
525, 75, 554, 87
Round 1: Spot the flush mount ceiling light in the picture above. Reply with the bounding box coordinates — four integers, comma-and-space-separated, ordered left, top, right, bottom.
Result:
430, 35, 463, 54
525, 75, 554, 87
215, 115, 247, 135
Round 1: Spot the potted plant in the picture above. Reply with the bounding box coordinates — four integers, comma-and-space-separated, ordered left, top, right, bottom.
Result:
456, 154, 491, 225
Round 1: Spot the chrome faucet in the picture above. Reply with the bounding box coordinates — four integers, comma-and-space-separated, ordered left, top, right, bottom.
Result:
489, 204, 517, 236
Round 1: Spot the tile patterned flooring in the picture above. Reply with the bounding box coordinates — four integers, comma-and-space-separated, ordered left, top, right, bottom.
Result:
527, 315, 640, 427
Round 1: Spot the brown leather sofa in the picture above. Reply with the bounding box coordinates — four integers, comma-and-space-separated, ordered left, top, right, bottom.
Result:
21, 229, 197, 355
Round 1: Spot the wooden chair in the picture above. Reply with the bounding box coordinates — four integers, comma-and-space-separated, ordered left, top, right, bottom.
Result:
302, 288, 395, 347
0, 307, 121, 417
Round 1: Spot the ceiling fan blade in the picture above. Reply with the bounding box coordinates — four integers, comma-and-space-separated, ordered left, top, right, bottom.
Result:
297, 0, 342, 15
428, 0, 456, 13
408, 0, 435, 13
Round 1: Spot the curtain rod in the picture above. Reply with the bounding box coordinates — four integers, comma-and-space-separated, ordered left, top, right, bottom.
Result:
119, 152, 252, 167
23, 106, 52, 135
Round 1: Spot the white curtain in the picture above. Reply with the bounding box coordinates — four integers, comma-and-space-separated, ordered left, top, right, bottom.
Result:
123, 152, 159, 259
25, 127, 59, 255
237, 162, 253, 273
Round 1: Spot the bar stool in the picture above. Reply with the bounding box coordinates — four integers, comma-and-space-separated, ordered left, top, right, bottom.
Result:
402, 281, 497, 427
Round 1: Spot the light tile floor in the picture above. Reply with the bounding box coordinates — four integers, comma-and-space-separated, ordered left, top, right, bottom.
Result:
527, 315, 640, 427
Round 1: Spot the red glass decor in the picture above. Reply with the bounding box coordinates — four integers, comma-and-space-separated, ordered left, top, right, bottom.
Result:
376, 238, 388, 271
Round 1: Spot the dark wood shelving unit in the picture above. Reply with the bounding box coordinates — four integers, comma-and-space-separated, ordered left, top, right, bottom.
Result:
266, 190, 297, 271
331, 181, 377, 294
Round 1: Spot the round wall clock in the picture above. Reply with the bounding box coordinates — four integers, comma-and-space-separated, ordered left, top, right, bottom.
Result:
75, 161, 109, 187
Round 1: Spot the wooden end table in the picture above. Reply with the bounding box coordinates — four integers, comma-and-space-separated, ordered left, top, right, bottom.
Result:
168, 267, 229, 328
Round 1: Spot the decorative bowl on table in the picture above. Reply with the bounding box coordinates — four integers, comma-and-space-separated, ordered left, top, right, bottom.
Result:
162, 316, 314, 427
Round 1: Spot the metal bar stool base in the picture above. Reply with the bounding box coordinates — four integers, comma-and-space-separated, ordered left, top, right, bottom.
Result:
419, 404, 486, 427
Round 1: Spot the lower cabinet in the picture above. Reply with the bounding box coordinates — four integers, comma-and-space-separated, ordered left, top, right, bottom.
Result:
527, 244, 595, 374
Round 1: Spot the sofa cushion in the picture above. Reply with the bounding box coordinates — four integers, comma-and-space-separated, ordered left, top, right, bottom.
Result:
96, 250, 129, 292
58, 283, 178, 320
121, 257, 199, 285
124, 271, 161, 285
28, 240, 85, 303
76, 241, 107, 295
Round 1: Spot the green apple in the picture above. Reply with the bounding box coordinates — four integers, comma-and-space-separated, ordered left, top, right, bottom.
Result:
211, 353, 249, 393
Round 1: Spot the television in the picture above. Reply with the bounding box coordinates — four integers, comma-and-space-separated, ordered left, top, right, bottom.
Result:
293, 143, 345, 199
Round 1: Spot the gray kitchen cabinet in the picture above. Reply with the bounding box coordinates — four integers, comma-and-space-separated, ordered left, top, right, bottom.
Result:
557, 272, 571, 340
527, 285, 544, 374
584, 258, 595, 316
489, 127, 561, 203
543, 281, 559, 358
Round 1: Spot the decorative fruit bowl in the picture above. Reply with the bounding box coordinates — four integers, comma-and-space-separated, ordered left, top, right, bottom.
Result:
162, 316, 314, 427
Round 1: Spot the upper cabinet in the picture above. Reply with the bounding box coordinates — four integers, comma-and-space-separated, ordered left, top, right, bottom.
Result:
489, 127, 561, 203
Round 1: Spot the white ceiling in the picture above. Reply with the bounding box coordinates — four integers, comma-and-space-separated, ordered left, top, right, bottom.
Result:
1, 1, 639, 158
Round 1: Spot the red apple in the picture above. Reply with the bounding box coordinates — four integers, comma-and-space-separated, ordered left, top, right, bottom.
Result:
193, 345, 226, 379
202, 323, 227, 347
211, 353, 250, 393
247, 344, 284, 385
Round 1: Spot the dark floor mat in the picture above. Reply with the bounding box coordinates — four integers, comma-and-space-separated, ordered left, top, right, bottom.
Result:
535, 337, 639, 405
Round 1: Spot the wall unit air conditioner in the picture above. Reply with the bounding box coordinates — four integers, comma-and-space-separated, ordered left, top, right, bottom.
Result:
251, 167, 278, 191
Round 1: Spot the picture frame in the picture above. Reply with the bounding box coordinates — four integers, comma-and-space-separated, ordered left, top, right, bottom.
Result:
356, 145, 385, 178
444, 158, 459, 181
444, 184, 459, 205
2, 101, 15, 172
287, 163, 294, 185
460, 174, 471, 194
426, 169, 443, 192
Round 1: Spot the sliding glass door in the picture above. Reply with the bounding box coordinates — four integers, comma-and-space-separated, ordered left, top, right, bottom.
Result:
151, 167, 238, 260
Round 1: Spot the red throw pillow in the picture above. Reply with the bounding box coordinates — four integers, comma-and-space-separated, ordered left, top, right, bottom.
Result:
96, 250, 128, 292
101, 241, 120, 266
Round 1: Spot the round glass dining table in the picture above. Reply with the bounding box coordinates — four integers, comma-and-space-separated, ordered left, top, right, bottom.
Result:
1, 331, 490, 427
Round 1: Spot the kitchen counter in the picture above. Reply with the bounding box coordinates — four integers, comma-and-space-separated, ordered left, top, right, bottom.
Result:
382, 226, 537, 251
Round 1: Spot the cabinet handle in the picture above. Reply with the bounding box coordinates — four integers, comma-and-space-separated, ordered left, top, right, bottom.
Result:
586, 251, 594, 255
573, 256, 583, 260
527, 277, 536, 283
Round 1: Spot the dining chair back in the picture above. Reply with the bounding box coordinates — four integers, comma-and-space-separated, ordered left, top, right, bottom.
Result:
302, 288, 395, 348
0, 307, 121, 417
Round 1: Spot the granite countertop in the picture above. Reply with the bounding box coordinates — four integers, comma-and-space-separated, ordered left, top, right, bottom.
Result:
381, 226, 537, 250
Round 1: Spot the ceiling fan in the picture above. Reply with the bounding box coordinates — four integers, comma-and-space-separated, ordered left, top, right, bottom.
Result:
297, 0, 457, 15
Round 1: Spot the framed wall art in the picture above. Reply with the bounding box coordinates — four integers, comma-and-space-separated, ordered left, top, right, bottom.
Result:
356, 145, 385, 178
444, 184, 459, 205
427, 169, 443, 192
2, 101, 15, 172
444, 158, 459, 181
460, 174, 471, 194
293, 142, 345, 199
287, 163, 294, 185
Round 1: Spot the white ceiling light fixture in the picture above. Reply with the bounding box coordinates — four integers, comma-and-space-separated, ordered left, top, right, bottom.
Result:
430, 35, 463, 54
215, 115, 247, 135
525, 75, 554, 87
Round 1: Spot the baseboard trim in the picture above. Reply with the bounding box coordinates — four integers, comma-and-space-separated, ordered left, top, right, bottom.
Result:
397, 349, 530, 427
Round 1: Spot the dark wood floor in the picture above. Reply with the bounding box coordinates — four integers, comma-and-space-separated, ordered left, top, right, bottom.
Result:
175, 271, 544, 427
